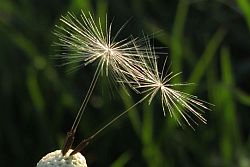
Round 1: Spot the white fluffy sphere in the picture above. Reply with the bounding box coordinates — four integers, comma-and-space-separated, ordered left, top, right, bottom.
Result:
37, 149, 87, 167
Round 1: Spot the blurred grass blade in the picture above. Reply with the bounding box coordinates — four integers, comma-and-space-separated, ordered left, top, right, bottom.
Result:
237, 0, 250, 30
143, 143, 164, 167
171, 0, 190, 83
219, 46, 240, 166
235, 88, 250, 106
69, 0, 92, 12
110, 151, 131, 167
142, 102, 153, 145
141, 102, 165, 167
0, 24, 46, 70
97, 0, 107, 23
221, 47, 234, 84
120, 89, 141, 137
27, 67, 45, 113
205, 52, 217, 104
187, 28, 226, 94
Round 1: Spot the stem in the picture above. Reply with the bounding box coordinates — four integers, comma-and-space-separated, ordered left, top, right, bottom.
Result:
62, 65, 101, 155
70, 94, 149, 155
71, 67, 101, 132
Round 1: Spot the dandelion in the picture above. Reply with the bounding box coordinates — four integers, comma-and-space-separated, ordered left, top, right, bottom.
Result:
37, 11, 211, 166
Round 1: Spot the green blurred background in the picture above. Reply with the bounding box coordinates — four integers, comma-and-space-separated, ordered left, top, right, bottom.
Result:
1, 0, 250, 166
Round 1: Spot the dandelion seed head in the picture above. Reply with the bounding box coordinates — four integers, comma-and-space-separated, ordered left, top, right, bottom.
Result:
37, 149, 87, 167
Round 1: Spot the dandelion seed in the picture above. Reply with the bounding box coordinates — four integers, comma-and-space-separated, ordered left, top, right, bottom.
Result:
54, 11, 148, 85
122, 41, 210, 128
